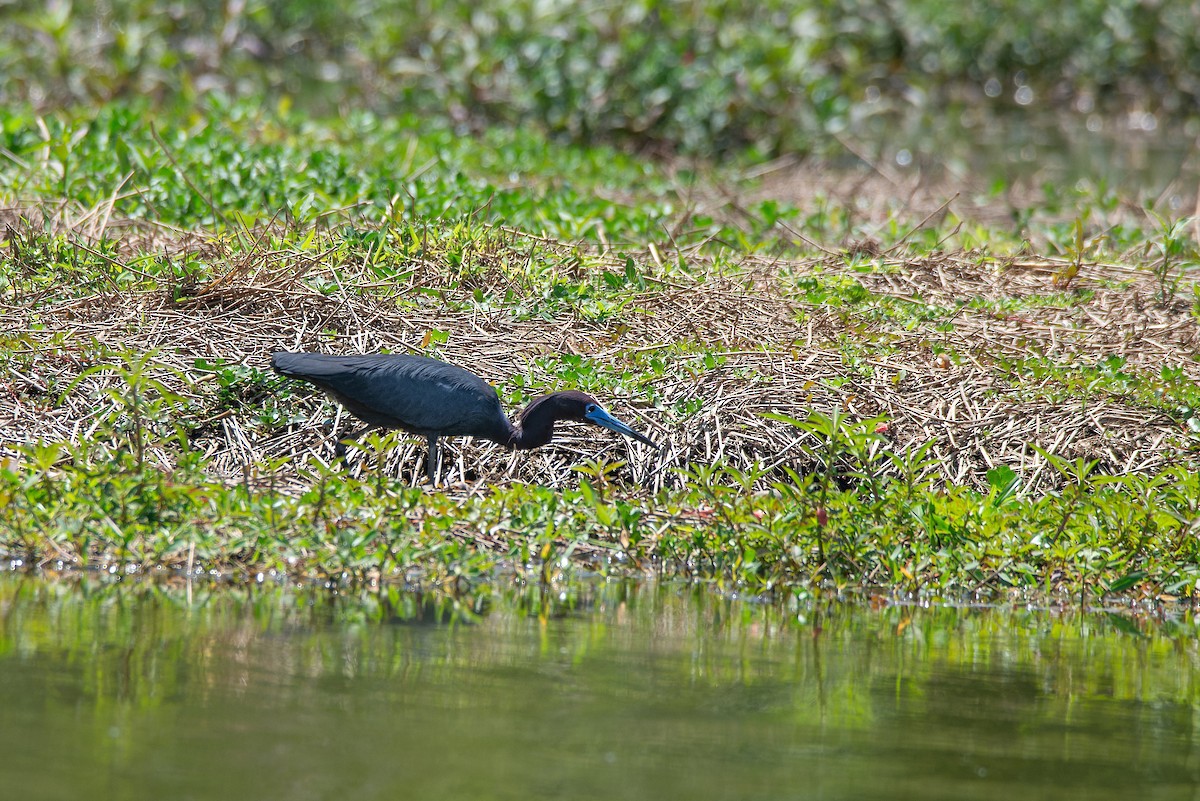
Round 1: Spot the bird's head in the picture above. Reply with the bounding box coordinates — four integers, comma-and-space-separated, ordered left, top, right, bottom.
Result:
516, 390, 657, 448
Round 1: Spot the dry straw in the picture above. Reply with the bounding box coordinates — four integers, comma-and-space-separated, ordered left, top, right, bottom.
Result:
3, 203, 1195, 496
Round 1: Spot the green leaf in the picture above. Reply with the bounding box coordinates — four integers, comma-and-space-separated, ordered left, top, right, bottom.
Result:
1104, 571, 1147, 594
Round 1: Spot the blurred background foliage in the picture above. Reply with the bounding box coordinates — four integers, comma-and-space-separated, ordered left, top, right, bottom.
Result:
2, 0, 1197, 158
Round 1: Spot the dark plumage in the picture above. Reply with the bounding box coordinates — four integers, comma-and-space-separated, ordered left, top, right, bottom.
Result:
271, 351, 657, 483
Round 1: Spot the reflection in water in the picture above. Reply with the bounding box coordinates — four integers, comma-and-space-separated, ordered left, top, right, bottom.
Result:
846, 109, 1198, 205
0, 576, 1197, 800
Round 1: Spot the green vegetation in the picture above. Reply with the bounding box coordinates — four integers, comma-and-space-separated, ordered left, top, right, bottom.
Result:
1, 3, 1199, 609
3, 0, 1198, 156
3, 145, 1198, 601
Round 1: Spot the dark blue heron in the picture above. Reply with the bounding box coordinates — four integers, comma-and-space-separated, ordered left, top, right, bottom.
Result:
271, 352, 657, 483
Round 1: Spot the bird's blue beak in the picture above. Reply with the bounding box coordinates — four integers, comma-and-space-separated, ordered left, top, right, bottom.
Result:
585, 406, 658, 448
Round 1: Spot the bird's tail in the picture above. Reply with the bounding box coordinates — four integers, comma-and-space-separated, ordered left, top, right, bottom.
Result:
270, 351, 344, 379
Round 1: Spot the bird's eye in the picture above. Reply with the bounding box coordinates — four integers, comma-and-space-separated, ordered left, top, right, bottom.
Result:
586, 404, 598, 413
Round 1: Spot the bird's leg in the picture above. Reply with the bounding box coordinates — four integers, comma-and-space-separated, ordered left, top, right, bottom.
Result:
425, 435, 440, 486
335, 425, 374, 469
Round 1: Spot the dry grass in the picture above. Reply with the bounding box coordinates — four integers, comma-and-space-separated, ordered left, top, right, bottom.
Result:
3, 202, 1197, 495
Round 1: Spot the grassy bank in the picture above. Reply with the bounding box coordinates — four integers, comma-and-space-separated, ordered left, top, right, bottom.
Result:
3, 102, 1199, 603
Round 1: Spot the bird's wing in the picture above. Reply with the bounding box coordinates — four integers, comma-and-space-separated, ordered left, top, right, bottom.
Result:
276, 353, 507, 437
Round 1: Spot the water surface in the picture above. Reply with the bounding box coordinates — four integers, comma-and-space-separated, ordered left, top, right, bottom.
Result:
1, 576, 1196, 800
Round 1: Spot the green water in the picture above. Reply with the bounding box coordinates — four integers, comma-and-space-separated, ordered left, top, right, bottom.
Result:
1, 576, 1197, 801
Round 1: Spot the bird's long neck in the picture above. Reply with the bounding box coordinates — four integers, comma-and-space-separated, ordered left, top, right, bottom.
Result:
507, 398, 559, 450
